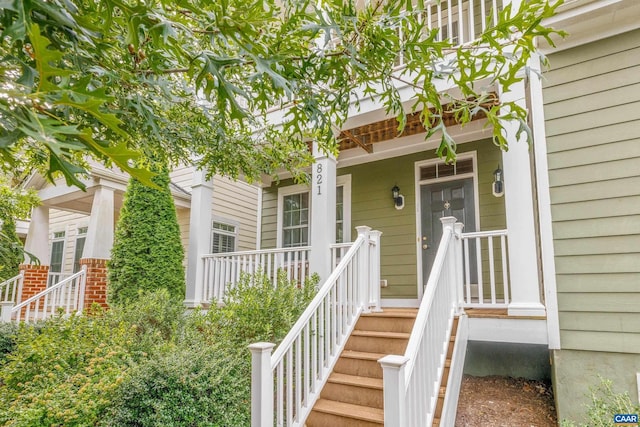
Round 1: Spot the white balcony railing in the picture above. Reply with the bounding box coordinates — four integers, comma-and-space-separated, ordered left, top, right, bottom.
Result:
201, 247, 311, 305
380, 217, 462, 427
394, 0, 503, 67
460, 229, 510, 308
249, 226, 382, 427
7, 268, 86, 323
48, 272, 72, 287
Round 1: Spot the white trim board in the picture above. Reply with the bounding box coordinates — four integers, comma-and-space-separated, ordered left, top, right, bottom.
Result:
468, 318, 548, 345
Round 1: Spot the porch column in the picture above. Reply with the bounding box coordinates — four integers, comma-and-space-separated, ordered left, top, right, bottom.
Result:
20, 206, 50, 301
81, 186, 115, 309
184, 169, 214, 308
82, 186, 115, 259
23, 205, 49, 265
499, 81, 546, 317
310, 142, 337, 282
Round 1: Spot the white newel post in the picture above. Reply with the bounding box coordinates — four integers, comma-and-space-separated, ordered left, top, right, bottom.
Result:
310, 142, 336, 282
355, 226, 371, 311
499, 80, 546, 317
379, 355, 409, 427
453, 222, 465, 314
1, 301, 14, 323
369, 230, 383, 312
23, 205, 50, 265
83, 186, 115, 259
185, 169, 214, 308
249, 342, 275, 427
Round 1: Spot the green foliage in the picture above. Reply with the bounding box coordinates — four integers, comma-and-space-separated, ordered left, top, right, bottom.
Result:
104, 272, 317, 427
108, 162, 185, 305
207, 270, 319, 346
0, 291, 185, 427
560, 378, 640, 427
0, 0, 564, 187
0, 178, 40, 279
0, 322, 18, 365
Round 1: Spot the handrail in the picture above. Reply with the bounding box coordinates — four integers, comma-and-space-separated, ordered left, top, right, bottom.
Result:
250, 226, 381, 427
11, 269, 86, 323
202, 246, 312, 258
381, 217, 461, 427
0, 273, 23, 303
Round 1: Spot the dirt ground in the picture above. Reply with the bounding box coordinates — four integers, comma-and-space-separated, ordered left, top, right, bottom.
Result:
455, 375, 557, 427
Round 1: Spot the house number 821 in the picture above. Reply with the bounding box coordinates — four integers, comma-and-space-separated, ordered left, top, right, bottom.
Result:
316, 164, 323, 195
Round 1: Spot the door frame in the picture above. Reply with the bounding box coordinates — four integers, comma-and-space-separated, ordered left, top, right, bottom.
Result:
414, 151, 480, 300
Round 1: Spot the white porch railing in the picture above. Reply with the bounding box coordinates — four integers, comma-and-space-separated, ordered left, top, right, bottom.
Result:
5, 268, 86, 323
48, 272, 72, 287
249, 226, 381, 427
201, 246, 311, 305
460, 229, 510, 308
330, 242, 352, 267
380, 217, 462, 427
0, 273, 23, 304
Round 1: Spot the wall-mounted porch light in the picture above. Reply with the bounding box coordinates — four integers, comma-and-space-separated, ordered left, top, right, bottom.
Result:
492, 164, 504, 197
392, 185, 405, 210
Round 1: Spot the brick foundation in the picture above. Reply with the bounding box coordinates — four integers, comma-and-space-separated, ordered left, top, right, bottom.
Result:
18, 264, 49, 302
79, 258, 109, 310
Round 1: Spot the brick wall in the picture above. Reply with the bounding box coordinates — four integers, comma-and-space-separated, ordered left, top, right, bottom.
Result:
79, 258, 109, 310
18, 264, 49, 302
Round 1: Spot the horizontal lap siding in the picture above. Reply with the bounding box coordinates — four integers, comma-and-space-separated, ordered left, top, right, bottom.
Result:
543, 29, 640, 354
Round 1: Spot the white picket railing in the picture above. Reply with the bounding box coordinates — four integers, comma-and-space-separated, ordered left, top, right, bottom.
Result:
380, 217, 462, 427
0, 273, 23, 303
8, 268, 86, 323
249, 226, 382, 427
460, 229, 510, 308
395, 0, 503, 67
330, 242, 352, 267
201, 247, 311, 304
48, 272, 72, 287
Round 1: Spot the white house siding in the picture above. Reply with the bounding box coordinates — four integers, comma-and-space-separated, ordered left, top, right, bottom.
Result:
48, 209, 90, 275
543, 28, 640, 422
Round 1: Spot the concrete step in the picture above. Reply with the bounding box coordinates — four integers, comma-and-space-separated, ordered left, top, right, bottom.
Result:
321, 372, 383, 408
306, 399, 383, 427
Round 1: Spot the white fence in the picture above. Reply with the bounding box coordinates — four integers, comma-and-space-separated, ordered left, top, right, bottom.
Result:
460, 229, 510, 308
0, 273, 23, 304
249, 226, 381, 427
201, 247, 311, 305
380, 217, 462, 427
5, 269, 86, 323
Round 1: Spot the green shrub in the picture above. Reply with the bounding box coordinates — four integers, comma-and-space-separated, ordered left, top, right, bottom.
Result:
561, 377, 640, 427
0, 291, 184, 426
0, 322, 18, 364
105, 271, 318, 426
108, 161, 185, 305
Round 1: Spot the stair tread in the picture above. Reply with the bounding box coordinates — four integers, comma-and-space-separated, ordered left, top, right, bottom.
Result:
351, 330, 411, 339
329, 372, 383, 389
361, 310, 417, 319
340, 350, 387, 361
313, 399, 384, 423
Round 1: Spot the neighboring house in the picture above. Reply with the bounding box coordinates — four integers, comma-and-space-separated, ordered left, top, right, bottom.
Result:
17, 160, 259, 306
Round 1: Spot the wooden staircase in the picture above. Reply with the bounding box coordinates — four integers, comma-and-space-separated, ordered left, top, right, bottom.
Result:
305, 308, 460, 427
305, 308, 416, 426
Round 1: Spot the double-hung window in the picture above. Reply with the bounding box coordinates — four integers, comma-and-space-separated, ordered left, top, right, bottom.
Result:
211, 221, 237, 253
73, 226, 88, 272
50, 231, 65, 273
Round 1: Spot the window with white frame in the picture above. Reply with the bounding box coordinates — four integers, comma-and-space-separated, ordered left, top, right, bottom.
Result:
282, 192, 310, 248
211, 221, 237, 253
73, 226, 88, 273
277, 176, 351, 247
50, 231, 66, 273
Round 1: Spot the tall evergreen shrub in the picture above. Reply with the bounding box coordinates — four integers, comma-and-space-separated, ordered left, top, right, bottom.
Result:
108, 163, 185, 305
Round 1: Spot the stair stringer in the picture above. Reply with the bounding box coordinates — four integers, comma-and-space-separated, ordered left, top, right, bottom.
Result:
440, 314, 469, 426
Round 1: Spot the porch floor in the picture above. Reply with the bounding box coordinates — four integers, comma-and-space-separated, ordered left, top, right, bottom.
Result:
464, 308, 546, 320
